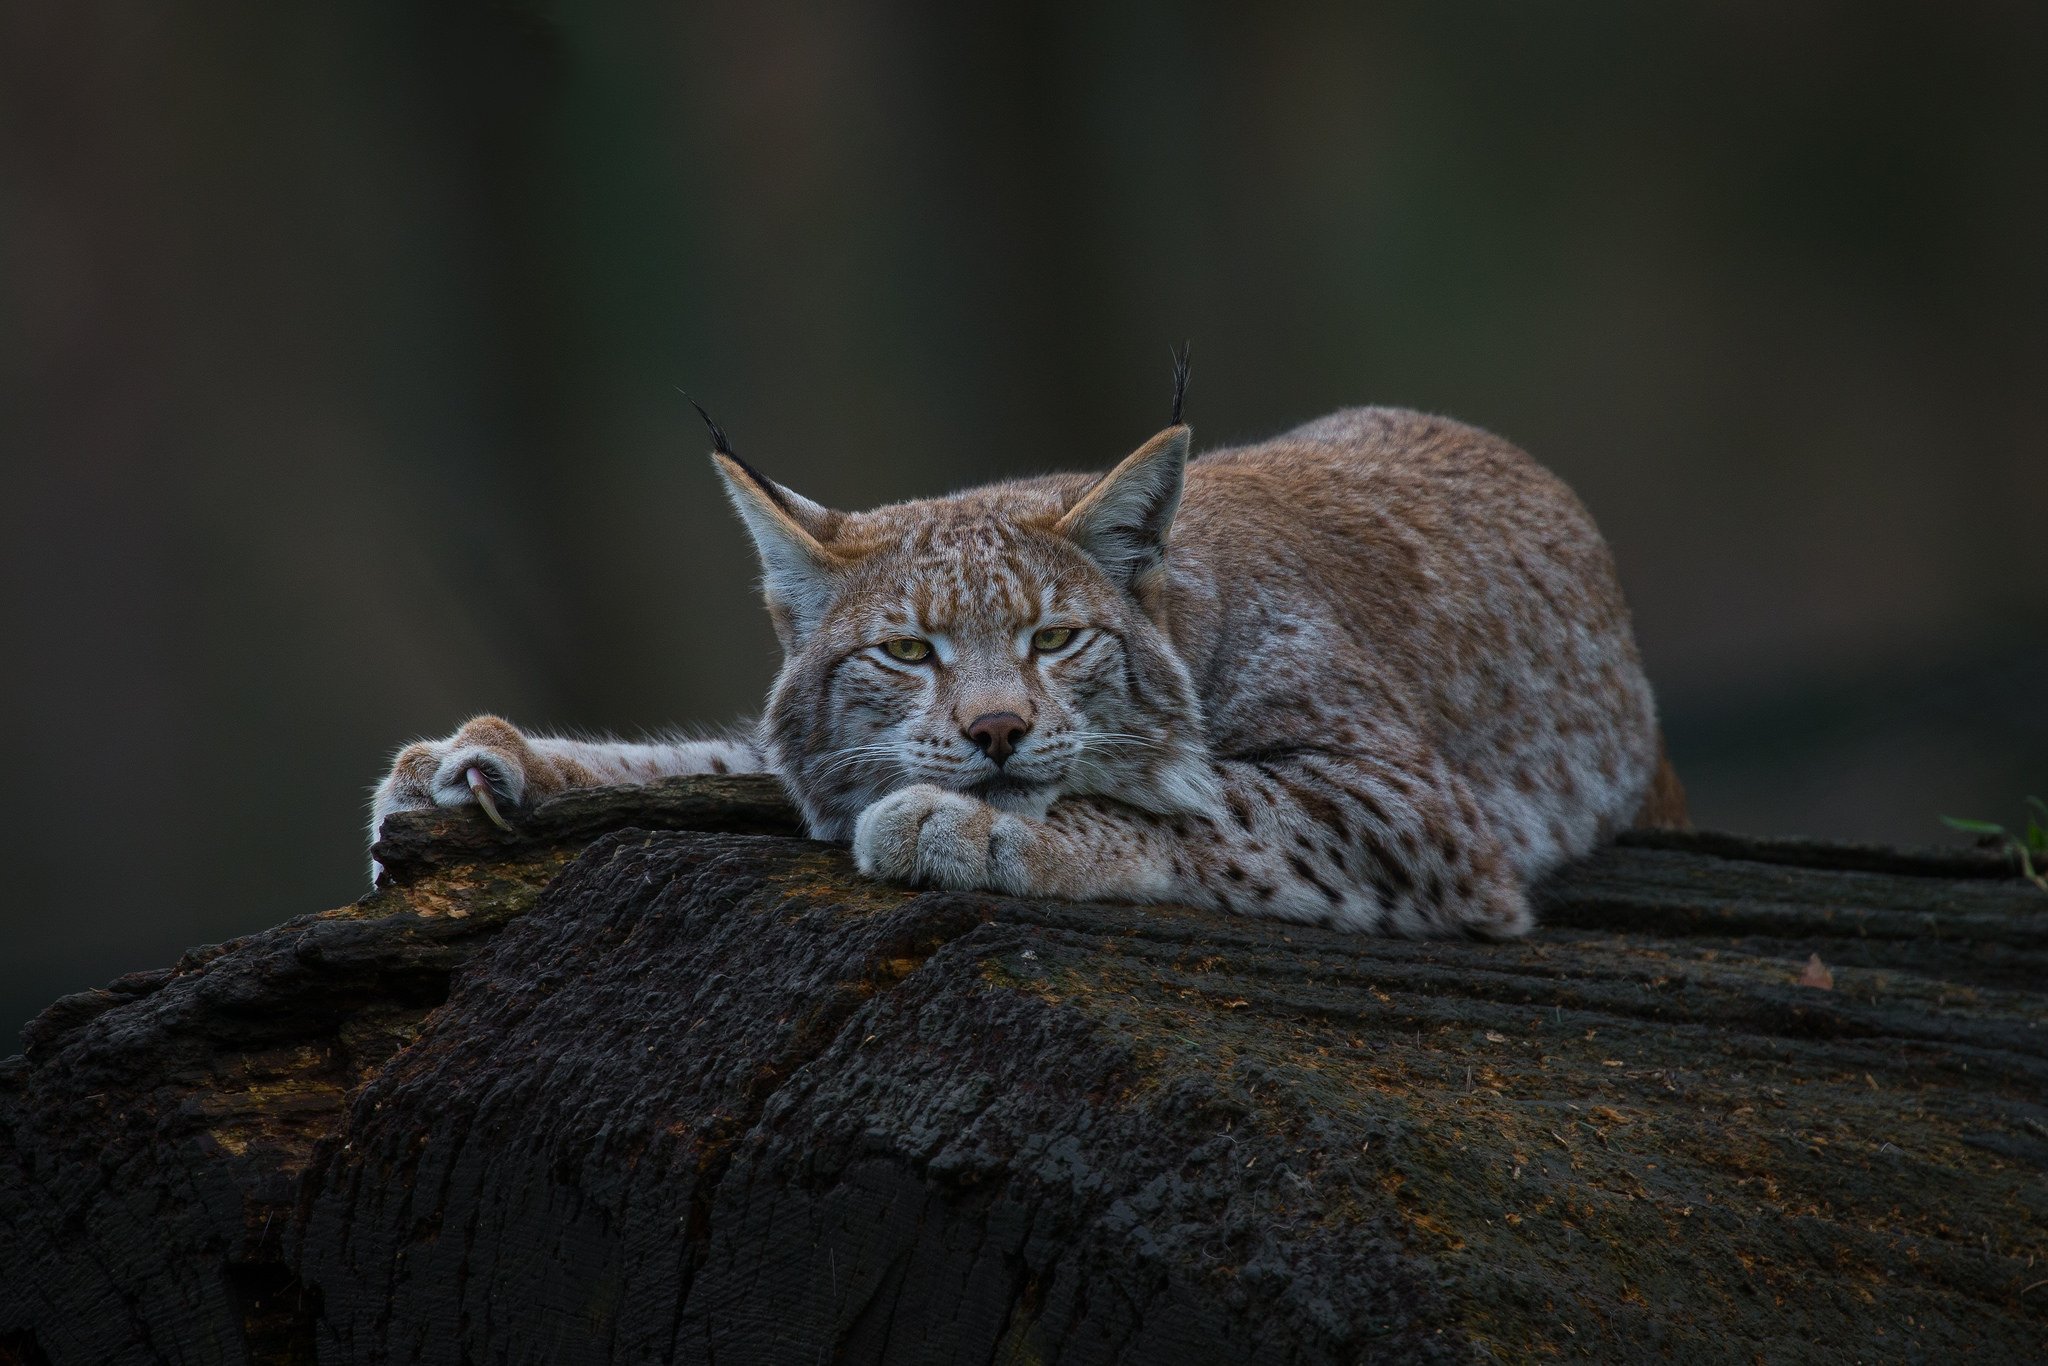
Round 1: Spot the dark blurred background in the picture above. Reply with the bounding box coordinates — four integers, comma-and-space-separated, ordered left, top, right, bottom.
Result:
4, 1, 2044, 1044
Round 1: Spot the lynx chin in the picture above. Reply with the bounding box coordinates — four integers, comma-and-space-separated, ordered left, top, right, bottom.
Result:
370, 368, 1685, 938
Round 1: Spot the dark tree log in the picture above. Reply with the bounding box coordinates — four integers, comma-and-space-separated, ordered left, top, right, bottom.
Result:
3, 777, 2044, 1364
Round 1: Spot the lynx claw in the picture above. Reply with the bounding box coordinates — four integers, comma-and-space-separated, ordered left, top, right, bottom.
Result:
466, 766, 516, 832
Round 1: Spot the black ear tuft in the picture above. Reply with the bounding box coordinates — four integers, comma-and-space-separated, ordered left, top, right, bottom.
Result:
691, 400, 735, 456
1170, 341, 1191, 425
693, 399, 798, 517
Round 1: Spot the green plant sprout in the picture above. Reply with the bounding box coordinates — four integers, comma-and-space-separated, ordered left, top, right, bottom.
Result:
1942, 796, 2048, 892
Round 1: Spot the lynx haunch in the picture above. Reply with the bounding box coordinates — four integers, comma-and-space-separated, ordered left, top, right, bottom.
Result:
371, 380, 1683, 937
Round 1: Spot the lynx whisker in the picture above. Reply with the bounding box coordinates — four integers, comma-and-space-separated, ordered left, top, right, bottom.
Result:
1069, 730, 1172, 756
809, 742, 914, 778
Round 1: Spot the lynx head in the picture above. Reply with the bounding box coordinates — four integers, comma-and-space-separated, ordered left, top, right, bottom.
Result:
710, 418, 1217, 841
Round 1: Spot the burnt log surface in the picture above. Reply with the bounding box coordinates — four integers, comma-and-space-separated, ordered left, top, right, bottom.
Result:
2, 776, 2044, 1364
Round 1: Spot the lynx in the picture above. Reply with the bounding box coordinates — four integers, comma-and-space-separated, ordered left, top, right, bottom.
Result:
370, 368, 1684, 937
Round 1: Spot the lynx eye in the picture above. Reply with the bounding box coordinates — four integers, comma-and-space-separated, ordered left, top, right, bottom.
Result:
882, 637, 932, 663
1031, 626, 1075, 653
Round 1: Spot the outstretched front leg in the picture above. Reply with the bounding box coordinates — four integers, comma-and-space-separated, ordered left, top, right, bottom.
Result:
853, 745, 1529, 938
368, 714, 769, 877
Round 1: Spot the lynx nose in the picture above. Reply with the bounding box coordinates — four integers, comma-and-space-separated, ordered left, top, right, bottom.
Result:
964, 712, 1030, 765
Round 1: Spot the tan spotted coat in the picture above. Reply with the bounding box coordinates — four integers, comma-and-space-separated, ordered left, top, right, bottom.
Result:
370, 407, 1684, 935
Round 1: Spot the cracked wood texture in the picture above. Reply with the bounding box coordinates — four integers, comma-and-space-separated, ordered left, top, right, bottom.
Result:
2, 777, 2044, 1365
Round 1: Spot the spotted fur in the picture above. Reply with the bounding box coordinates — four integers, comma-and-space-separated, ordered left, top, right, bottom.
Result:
370, 405, 1682, 935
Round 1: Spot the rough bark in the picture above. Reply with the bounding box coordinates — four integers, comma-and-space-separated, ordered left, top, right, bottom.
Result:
2, 777, 2043, 1364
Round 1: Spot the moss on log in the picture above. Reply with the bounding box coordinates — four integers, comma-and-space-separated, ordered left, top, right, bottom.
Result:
2, 777, 2044, 1363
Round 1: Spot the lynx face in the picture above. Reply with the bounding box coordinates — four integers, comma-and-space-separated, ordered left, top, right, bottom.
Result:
716, 428, 1219, 840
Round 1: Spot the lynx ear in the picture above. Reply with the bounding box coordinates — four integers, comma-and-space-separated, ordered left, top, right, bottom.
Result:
710, 450, 844, 635
1056, 424, 1190, 602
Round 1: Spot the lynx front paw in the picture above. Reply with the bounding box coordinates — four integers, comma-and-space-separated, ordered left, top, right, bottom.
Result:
371, 715, 554, 844
853, 785, 1037, 892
